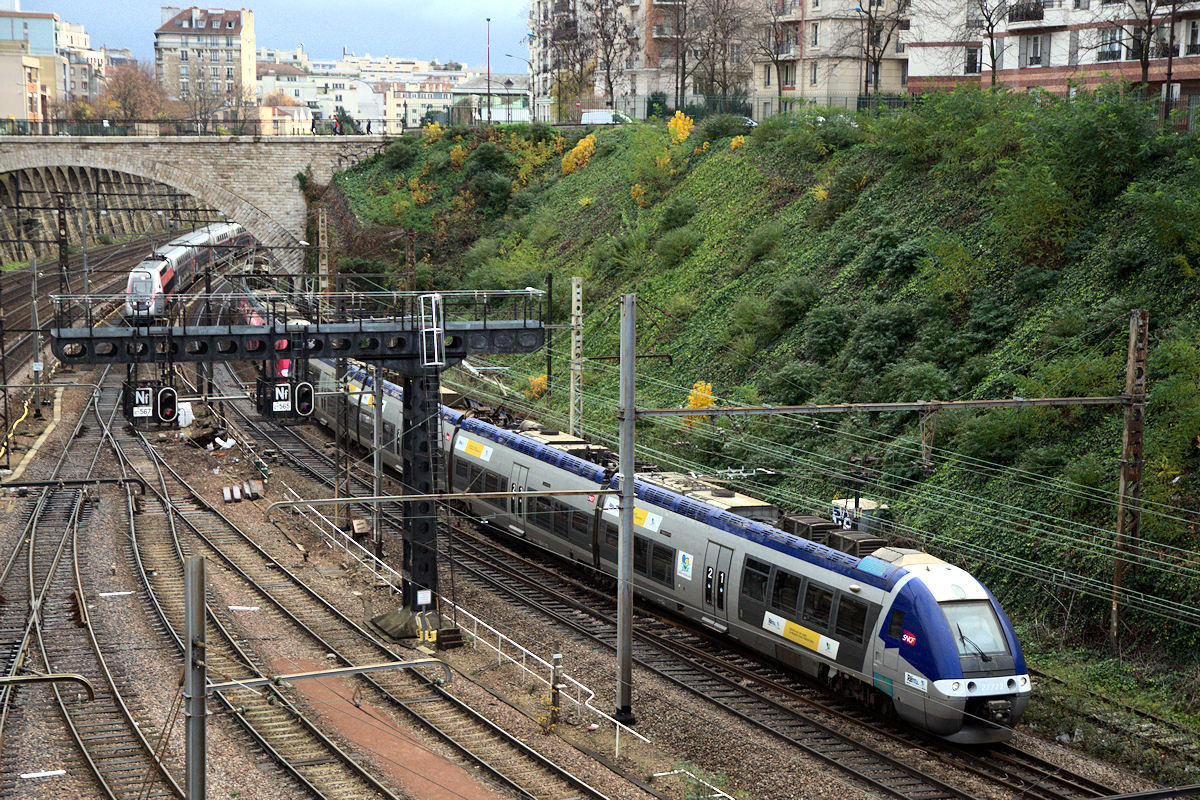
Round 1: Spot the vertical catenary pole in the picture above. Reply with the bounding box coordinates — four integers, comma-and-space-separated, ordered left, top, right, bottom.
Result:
184, 555, 207, 800
569, 277, 583, 438
615, 293, 636, 724
551, 650, 563, 728
373, 363, 384, 559
1111, 309, 1149, 650
545, 273, 552, 399
30, 257, 41, 418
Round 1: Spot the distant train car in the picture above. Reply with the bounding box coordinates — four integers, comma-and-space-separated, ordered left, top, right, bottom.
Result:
231, 290, 309, 379
298, 354, 1031, 744
124, 222, 253, 319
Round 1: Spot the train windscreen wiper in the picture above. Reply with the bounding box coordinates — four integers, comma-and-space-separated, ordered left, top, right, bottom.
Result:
958, 623, 992, 662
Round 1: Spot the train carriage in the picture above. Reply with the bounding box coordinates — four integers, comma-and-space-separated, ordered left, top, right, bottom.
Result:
123, 222, 253, 319
304, 354, 1031, 743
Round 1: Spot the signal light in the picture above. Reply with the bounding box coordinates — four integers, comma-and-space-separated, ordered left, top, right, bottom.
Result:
294, 381, 314, 417
156, 386, 178, 423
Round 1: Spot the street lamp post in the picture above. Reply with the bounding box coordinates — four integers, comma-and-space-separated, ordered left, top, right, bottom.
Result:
486, 17, 492, 124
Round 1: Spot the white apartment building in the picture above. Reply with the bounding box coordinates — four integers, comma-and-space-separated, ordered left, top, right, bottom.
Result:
257, 62, 384, 124
154, 6, 256, 103
905, 0, 1200, 110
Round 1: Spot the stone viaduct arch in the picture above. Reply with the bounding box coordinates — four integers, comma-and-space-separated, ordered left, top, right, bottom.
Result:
0, 136, 386, 271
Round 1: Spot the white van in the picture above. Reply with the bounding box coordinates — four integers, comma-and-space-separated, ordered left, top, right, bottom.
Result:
580, 110, 632, 125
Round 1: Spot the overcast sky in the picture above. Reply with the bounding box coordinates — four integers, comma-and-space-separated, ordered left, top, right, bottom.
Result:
31, 1, 533, 70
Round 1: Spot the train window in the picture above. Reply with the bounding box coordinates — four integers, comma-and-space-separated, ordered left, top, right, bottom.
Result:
887, 610, 904, 640
482, 470, 501, 499
533, 496, 551, 523
770, 571, 803, 615
553, 504, 571, 539
573, 512, 591, 537
802, 584, 833, 629
604, 523, 618, 548
454, 460, 470, 486
633, 535, 649, 575
835, 595, 869, 644
650, 544, 674, 585
940, 601, 1009, 657
741, 558, 771, 603
469, 465, 484, 490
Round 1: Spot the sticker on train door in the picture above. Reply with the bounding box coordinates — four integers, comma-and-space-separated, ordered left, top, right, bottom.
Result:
904, 672, 928, 693
677, 551, 693, 580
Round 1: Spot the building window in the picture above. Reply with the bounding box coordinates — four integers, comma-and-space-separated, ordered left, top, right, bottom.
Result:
810, 61, 818, 85
1020, 33, 1047, 66
226, 81, 233, 93
181, 79, 189, 95
180, 50, 188, 61
180, 65, 189, 77
965, 46, 981, 74
1097, 27, 1121, 61
1189, 20, 1200, 54
811, 22, 819, 46
764, 64, 771, 86
211, 81, 220, 93
210, 66, 219, 78
901, 60, 908, 85
226, 67, 234, 78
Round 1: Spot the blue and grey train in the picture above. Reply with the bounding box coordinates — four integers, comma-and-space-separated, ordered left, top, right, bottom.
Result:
124, 223, 253, 318
306, 356, 1030, 743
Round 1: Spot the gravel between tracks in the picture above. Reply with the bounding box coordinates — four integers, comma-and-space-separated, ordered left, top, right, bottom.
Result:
5, 384, 1164, 800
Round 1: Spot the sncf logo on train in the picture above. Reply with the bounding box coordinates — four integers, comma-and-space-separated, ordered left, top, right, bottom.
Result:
902, 631, 917, 646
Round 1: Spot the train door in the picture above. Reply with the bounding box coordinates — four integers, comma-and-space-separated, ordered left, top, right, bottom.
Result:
702, 542, 735, 621
507, 463, 529, 535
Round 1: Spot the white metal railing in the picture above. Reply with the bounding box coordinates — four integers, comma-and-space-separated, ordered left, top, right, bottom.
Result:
277, 485, 651, 756
652, 769, 737, 799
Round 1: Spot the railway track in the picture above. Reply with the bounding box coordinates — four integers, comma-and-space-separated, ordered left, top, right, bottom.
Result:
0, 366, 184, 798
208, 355, 1144, 800
99, 372, 404, 800
107, 368, 614, 800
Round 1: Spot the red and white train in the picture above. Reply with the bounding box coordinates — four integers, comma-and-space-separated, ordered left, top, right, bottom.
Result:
123, 222, 253, 319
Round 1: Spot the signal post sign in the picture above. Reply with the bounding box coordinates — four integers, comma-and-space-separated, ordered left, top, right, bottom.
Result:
272, 382, 292, 413
132, 386, 153, 418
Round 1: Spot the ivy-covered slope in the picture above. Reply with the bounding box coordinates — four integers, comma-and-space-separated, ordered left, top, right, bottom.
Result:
330, 89, 1200, 689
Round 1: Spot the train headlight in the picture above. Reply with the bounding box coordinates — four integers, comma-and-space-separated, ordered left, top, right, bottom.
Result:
951, 681, 961, 692
1020, 676, 1028, 687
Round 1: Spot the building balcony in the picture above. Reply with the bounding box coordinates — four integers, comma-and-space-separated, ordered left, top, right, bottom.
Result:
1187, 42, 1200, 55
1008, 2, 1044, 22
1151, 42, 1179, 58
1097, 47, 1122, 61
652, 24, 678, 38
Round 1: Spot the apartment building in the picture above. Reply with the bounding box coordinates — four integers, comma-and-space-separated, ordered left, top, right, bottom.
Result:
154, 6, 256, 103
749, 0, 909, 117
0, 39, 46, 122
906, 0, 1200, 105
383, 76, 457, 131
257, 62, 384, 124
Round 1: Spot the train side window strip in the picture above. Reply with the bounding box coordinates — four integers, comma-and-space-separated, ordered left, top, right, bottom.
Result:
741, 558, 770, 603
887, 609, 904, 639
802, 583, 834, 630
835, 595, 869, 644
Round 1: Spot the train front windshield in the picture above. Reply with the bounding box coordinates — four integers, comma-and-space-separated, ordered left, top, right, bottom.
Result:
940, 600, 1010, 658
129, 272, 154, 297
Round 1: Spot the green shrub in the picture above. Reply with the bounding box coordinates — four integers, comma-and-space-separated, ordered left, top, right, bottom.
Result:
463, 237, 500, 270
526, 217, 558, 248
859, 228, 926, 283
881, 359, 952, 402
659, 196, 697, 232
382, 138, 419, 171
655, 227, 703, 266
701, 114, 752, 141
729, 297, 778, 344
742, 221, 782, 265
842, 303, 916, 369
468, 171, 513, 213
801, 306, 853, 363
770, 276, 820, 330
954, 408, 1026, 465
466, 141, 516, 178
766, 360, 825, 404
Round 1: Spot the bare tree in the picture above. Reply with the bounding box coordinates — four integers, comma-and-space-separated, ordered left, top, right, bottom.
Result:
968, 0, 1012, 84
658, 0, 695, 109
101, 62, 166, 122
181, 76, 226, 132
828, 0, 908, 94
690, 0, 755, 110
750, 0, 798, 112
595, 0, 636, 105
538, 0, 597, 121
1079, 0, 1176, 84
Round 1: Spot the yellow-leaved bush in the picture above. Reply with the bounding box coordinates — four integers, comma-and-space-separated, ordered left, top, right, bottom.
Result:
561, 134, 597, 175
